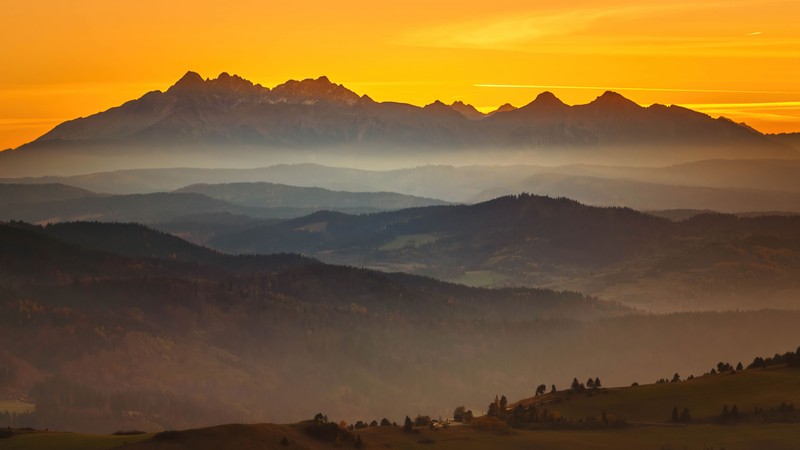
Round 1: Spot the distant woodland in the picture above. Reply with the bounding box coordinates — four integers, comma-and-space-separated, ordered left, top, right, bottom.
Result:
2, 221, 800, 432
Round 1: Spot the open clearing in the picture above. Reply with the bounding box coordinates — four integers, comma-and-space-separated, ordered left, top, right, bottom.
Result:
0, 430, 151, 450
379, 234, 439, 251
449, 270, 511, 287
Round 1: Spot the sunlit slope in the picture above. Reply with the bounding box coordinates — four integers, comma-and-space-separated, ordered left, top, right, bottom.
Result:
355, 423, 800, 450
515, 365, 800, 423
0, 430, 150, 450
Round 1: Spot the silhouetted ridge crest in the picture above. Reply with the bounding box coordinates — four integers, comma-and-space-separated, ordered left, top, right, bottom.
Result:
491, 103, 517, 114
167, 71, 206, 92
209, 72, 258, 91
270, 76, 361, 105
449, 101, 485, 119
17, 70, 796, 161
589, 91, 641, 109
529, 91, 566, 109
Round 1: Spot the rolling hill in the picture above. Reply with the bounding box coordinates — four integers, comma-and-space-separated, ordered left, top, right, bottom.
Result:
512, 362, 800, 424
0, 182, 451, 224
7, 421, 800, 450
209, 194, 800, 311
6, 361, 800, 450
0, 220, 628, 432
5, 221, 800, 434
469, 173, 800, 212
3, 160, 798, 211
0, 192, 260, 224
0, 183, 101, 208
173, 182, 449, 209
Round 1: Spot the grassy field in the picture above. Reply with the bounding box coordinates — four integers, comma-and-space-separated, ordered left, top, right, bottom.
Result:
4, 367, 798, 449
4, 421, 799, 450
449, 270, 511, 287
0, 430, 151, 450
379, 234, 439, 251
0, 400, 34, 414
357, 423, 800, 450
517, 366, 800, 423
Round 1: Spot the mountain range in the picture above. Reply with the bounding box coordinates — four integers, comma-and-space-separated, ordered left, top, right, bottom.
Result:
1, 72, 797, 177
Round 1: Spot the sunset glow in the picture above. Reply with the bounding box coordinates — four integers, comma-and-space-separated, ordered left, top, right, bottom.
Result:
2, 0, 799, 149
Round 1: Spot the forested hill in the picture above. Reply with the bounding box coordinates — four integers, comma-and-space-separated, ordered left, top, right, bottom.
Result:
0, 220, 624, 431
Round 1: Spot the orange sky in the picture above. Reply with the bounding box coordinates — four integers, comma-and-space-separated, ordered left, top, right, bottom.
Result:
1, 0, 799, 149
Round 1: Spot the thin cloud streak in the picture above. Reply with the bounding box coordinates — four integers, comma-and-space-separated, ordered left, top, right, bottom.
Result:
681, 101, 800, 109
400, 3, 703, 50
400, 0, 778, 51
475, 84, 800, 96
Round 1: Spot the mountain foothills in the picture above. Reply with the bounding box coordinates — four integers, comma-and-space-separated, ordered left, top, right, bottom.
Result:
4, 160, 800, 211
2, 184, 799, 312
4, 349, 800, 450
0, 182, 448, 224
208, 194, 800, 312
0, 72, 797, 176
3, 220, 800, 435
0, 220, 615, 432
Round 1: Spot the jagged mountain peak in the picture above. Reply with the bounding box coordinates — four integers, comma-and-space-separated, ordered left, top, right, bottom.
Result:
519, 91, 570, 115
424, 100, 449, 109
534, 91, 563, 104
168, 70, 205, 91
212, 72, 254, 86
271, 75, 361, 105
423, 100, 465, 119
522, 91, 567, 111
166, 70, 261, 96
589, 91, 640, 109
489, 103, 517, 115
450, 101, 486, 120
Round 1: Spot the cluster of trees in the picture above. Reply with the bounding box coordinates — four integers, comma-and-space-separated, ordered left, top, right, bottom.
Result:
487, 395, 508, 417
452, 406, 474, 423
534, 384, 555, 396
570, 377, 601, 392
508, 403, 563, 425
484, 394, 560, 426
718, 402, 797, 424
304, 413, 359, 446
655, 373, 694, 384
747, 347, 800, 369
777, 403, 795, 413
654, 346, 799, 385
720, 405, 740, 423
751, 403, 797, 423
670, 407, 692, 423
0, 410, 34, 427
710, 362, 743, 374
402, 416, 414, 432
346, 417, 394, 430
400, 415, 445, 433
